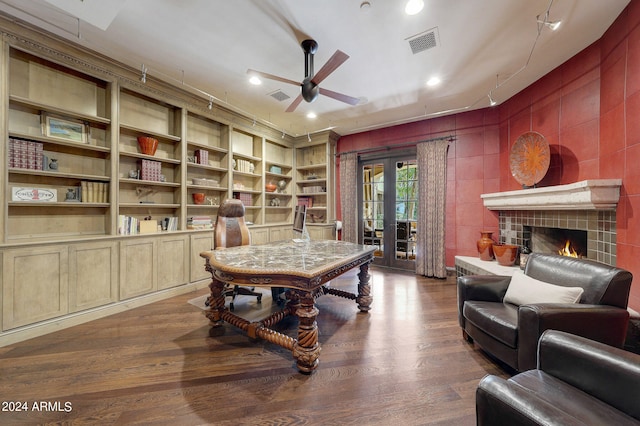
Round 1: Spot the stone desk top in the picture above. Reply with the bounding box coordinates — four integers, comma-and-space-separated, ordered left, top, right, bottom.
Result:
200, 240, 376, 288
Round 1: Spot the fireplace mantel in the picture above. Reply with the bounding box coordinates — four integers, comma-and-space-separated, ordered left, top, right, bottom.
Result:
481, 179, 622, 211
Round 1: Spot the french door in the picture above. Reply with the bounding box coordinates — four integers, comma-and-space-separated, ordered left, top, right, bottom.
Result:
358, 152, 418, 270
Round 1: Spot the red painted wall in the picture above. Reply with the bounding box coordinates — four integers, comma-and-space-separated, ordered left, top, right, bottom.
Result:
337, 0, 640, 310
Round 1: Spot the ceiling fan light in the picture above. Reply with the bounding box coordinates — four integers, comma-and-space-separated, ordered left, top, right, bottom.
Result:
249, 76, 262, 85
405, 0, 424, 15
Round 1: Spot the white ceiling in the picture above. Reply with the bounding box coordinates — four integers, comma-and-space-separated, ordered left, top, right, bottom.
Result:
0, 0, 630, 137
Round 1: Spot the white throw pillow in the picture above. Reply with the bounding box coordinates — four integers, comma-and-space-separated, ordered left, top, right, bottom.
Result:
503, 270, 584, 306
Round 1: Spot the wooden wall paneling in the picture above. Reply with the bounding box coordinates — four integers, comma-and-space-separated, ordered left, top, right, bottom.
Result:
157, 234, 189, 290
190, 232, 213, 283
119, 238, 157, 300
2, 245, 68, 330
68, 241, 118, 312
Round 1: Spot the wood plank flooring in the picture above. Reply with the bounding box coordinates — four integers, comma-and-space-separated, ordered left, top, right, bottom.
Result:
0, 267, 510, 425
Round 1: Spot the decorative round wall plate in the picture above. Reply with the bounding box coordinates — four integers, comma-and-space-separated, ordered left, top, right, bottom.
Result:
509, 131, 550, 187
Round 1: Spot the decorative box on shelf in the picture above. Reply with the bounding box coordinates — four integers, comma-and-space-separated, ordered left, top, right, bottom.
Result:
139, 159, 162, 182
233, 192, 252, 206
269, 165, 282, 174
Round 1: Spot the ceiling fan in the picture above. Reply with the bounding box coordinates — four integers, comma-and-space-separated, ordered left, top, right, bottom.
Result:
248, 39, 360, 112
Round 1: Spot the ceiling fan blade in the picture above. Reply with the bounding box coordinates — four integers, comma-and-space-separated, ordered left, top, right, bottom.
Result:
319, 87, 360, 105
285, 94, 304, 112
247, 69, 300, 87
311, 50, 349, 85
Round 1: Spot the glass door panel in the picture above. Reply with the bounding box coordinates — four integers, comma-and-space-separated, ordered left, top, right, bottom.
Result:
394, 159, 418, 266
359, 153, 416, 270
362, 163, 384, 259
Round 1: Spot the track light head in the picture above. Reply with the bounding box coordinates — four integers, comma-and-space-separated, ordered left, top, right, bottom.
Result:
537, 14, 561, 31
488, 93, 497, 107
207, 97, 213, 110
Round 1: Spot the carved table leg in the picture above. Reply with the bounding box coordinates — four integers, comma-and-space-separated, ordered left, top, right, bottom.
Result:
356, 261, 373, 312
205, 272, 227, 327
292, 291, 320, 373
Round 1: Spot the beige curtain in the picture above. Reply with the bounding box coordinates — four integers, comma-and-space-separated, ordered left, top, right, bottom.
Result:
416, 139, 450, 278
339, 152, 358, 243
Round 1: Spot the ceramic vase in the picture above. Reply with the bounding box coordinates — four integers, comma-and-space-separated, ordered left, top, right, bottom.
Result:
137, 136, 159, 156
493, 244, 519, 266
477, 231, 494, 261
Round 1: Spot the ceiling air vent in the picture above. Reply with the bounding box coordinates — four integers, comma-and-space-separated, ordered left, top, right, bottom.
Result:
406, 27, 439, 54
268, 90, 291, 102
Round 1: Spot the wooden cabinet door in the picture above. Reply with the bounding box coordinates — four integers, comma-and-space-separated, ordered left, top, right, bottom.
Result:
69, 241, 118, 312
158, 234, 189, 290
119, 238, 157, 300
190, 232, 213, 282
269, 225, 292, 242
250, 228, 269, 245
2, 245, 68, 330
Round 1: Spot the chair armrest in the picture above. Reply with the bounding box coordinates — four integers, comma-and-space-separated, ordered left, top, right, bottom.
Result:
517, 304, 630, 371
538, 330, 640, 422
476, 375, 582, 426
457, 275, 512, 326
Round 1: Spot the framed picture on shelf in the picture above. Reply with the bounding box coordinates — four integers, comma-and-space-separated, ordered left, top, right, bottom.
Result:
42, 114, 88, 143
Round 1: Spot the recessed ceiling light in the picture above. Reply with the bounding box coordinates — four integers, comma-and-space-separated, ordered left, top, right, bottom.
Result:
249, 76, 262, 85
405, 0, 424, 15
306, 112, 317, 119
426, 77, 441, 87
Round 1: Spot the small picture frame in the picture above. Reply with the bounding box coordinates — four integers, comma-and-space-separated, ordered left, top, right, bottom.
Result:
43, 114, 87, 143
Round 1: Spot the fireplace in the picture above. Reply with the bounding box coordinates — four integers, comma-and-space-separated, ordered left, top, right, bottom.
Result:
482, 180, 621, 267
531, 227, 587, 258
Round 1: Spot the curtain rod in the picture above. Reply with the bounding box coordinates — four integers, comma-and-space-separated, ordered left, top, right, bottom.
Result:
336, 134, 455, 157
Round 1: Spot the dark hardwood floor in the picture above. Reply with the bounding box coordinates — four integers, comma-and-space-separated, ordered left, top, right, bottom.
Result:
0, 267, 510, 425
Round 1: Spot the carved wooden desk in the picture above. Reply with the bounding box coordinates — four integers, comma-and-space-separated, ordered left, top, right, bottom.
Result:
200, 240, 375, 373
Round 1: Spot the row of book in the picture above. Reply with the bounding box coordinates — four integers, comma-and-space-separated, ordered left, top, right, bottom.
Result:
297, 196, 313, 208
117, 215, 179, 235
8, 138, 44, 170
234, 158, 255, 173
74, 181, 109, 203
194, 149, 209, 165
187, 216, 213, 230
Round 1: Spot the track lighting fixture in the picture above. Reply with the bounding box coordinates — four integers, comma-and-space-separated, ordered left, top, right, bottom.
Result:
307, 133, 311, 142
140, 64, 147, 83
537, 13, 561, 31
207, 97, 213, 110
488, 93, 497, 107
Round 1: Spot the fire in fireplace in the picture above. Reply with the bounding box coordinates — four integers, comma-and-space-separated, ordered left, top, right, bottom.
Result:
558, 240, 580, 258
530, 227, 587, 258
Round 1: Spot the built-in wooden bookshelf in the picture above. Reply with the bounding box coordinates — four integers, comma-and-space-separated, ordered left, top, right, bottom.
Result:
0, 19, 335, 345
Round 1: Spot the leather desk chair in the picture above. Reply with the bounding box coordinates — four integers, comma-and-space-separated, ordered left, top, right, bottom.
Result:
213, 198, 262, 311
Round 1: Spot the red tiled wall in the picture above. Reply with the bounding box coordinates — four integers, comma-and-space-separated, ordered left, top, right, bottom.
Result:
337, 0, 640, 309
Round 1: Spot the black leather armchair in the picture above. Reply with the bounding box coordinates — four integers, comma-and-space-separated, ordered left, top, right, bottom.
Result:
476, 330, 640, 425
458, 253, 632, 371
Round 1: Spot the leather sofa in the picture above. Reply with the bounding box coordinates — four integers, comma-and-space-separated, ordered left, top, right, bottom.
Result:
457, 253, 632, 371
476, 330, 640, 425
